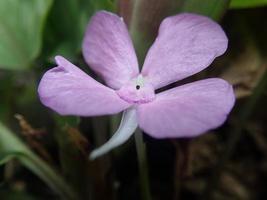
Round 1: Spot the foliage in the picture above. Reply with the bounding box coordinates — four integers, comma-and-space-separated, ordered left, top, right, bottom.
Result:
230, 0, 267, 8
0, 122, 78, 200
0, 0, 52, 70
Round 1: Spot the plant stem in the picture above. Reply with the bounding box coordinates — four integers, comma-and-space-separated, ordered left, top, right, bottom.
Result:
134, 128, 152, 200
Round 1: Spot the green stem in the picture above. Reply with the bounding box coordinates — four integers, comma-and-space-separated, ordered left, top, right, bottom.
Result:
134, 128, 152, 200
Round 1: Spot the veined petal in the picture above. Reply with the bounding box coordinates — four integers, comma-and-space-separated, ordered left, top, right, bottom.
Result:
137, 79, 235, 138
89, 107, 138, 160
82, 11, 139, 89
38, 56, 130, 116
141, 13, 228, 89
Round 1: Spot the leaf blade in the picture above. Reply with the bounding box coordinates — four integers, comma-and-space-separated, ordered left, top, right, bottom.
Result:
230, 0, 267, 8
0, 122, 78, 200
0, 0, 53, 70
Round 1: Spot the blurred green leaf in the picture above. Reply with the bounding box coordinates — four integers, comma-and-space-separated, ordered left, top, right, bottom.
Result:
230, 0, 267, 8
0, 122, 79, 200
0, 0, 53, 70
92, 0, 116, 11
179, 0, 230, 20
54, 115, 80, 128
43, 0, 116, 60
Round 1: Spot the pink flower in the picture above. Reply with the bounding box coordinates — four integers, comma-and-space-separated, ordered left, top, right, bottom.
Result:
38, 11, 235, 159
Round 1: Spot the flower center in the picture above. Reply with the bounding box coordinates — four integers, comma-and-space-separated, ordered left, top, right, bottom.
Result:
116, 75, 155, 104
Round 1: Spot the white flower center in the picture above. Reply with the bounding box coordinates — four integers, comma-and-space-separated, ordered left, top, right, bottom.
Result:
116, 74, 155, 104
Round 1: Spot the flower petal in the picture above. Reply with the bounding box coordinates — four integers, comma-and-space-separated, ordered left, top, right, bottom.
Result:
89, 107, 138, 160
38, 56, 130, 116
141, 13, 228, 89
137, 78, 235, 138
82, 11, 139, 89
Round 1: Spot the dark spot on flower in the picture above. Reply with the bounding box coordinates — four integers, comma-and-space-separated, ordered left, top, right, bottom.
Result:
136, 85, 140, 90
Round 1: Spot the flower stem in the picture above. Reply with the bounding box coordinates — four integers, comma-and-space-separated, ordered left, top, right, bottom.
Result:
134, 128, 152, 200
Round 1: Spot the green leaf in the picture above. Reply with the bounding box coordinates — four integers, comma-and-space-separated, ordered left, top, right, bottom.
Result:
92, 0, 116, 11
54, 115, 80, 128
230, 0, 267, 8
179, 0, 230, 20
43, 0, 116, 60
0, 122, 79, 200
0, 0, 53, 70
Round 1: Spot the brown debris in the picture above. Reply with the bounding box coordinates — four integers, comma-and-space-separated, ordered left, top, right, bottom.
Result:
14, 114, 52, 163
65, 127, 90, 156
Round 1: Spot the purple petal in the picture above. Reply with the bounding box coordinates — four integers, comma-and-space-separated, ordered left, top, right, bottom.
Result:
82, 11, 139, 89
141, 13, 228, 89
38, 56, 130, 116
137, 78, 235, 138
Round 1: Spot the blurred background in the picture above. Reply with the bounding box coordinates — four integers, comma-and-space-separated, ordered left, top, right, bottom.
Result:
0, 0, 267, 199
